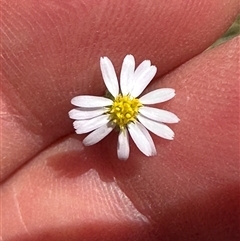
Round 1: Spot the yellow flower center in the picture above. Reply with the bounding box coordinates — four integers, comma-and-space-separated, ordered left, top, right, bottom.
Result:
107, 95, 142, 129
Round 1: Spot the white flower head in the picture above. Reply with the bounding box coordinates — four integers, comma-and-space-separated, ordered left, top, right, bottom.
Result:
69, 55, 179, 160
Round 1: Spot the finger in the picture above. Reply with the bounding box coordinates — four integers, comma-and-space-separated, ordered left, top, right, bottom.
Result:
1, 0, 239, 182
2, 37, 239, 241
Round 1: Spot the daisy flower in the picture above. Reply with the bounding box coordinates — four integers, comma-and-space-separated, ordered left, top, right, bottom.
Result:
69, 54, 179, 160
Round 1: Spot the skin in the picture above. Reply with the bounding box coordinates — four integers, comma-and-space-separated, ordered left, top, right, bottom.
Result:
0, 0, 239, 240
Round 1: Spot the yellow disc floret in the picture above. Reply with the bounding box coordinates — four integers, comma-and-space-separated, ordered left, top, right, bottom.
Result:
107, 95, 142, 129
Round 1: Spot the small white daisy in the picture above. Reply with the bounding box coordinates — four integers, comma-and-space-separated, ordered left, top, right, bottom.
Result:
69, 54, 179, 160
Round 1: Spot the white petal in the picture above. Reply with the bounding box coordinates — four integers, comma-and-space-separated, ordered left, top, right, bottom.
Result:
74, 114, 109, 134
139, 88, 175, 104
139, 106, 180, 123
120, 55, 135, 95
83, 123, 115, 146
134, 60, 151, 78
117, 130, 130, 160
128, 122, 156, 156
71, 96, 113, 108
100, 56, 119, 97
69, 107, 106, 120
131, 64, 157, 97
137, 115, 175, 140
128, 60, 150, 93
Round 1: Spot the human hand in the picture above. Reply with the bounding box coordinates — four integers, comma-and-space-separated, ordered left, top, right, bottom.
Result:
1, 0, 239, 240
